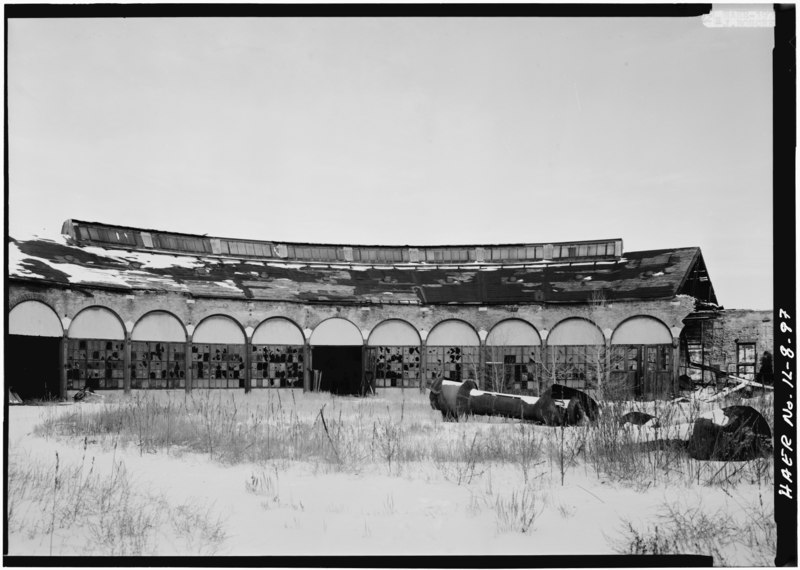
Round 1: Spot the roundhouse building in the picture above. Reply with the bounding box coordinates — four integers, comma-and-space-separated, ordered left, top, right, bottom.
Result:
8, 219, 765, 401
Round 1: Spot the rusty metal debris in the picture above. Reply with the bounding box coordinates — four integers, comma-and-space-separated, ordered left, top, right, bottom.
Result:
428, 379, 599, 426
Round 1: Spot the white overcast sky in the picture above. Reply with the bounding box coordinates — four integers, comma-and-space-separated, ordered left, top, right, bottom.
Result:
7, 15, 774, 309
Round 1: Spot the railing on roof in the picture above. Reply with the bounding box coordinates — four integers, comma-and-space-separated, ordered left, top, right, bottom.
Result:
62, 219, 623, 265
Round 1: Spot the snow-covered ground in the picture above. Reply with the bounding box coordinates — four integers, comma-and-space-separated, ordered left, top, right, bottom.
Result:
5, 390, 775, 563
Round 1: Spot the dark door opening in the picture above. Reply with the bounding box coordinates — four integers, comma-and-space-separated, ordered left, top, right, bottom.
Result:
312, 346, 363, 395
7, 335, 62, 401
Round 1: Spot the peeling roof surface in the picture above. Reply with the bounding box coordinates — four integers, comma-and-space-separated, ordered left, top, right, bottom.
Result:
8, 235, 703, 305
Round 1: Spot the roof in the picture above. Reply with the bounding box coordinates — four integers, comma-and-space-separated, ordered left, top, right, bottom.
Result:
8, 234, 714, 306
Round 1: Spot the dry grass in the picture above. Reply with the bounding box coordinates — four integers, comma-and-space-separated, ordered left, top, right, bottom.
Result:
613, 491, 776, 566
7, 437, 227, 555
17, 387, 776, 562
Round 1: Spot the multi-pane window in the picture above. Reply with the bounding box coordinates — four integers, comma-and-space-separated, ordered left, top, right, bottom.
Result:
367, 346, 421, 388
552, 242, 615, 259
287, 245, 340, 261
131, 341, 186, 389
423, 249, 470, 263
352, 248, 404, 263
737, 342, 756, 380
424, 346, 480, 386
81, 226, 138, 246
250, 345, 304, 388
191, 344, 246, 388
222, 240, 272, 257
550, 345, 605, 389
484, 346, 542, 395
66, 339, 125, 390
154, 234, 207, 253
611, 345, 671, 373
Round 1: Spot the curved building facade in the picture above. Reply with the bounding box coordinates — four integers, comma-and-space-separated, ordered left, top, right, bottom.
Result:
8, 219, 736, 400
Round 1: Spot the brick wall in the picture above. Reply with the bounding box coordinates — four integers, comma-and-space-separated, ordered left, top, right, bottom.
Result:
10, 280, 701, 397
715, 309, 774, 376
9, 281, 697, 341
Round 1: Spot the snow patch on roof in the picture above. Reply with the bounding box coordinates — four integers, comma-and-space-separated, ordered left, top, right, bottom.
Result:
266, 262, 309, 270
9, 241, 131, 287
215, 280, 242, 291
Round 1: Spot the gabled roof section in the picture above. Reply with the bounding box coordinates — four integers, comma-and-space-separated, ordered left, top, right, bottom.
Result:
8, 234, 712, 306
675, 250, 718, 305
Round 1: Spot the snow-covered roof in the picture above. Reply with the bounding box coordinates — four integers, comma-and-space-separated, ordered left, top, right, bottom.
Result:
9, 232, 714, 306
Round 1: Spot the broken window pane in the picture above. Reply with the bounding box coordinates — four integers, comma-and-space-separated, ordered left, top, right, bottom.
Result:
191, 343, 245, 389
366, 346, 420, 388
131, 341, 185, 389
67, 338, 124, 390
249, 345, 304, 388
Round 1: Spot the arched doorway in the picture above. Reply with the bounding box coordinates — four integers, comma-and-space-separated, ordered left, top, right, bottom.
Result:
8, 300, 64, 399
309, 318, 364, 395
610, 316, 673, 399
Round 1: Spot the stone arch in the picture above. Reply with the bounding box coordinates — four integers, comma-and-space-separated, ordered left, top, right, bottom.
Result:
427, 319, 480, 346
310, 317, 363, 346
9, 300, 63, 337
132, 310, 187, 342
611, 315, 672, 345
547, 317, 604, 346
68, 306, 126, 340
486, 318, 542, 346
192, 314, 246, 344
367, 319, 421, 346
252, 317, 305, 345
